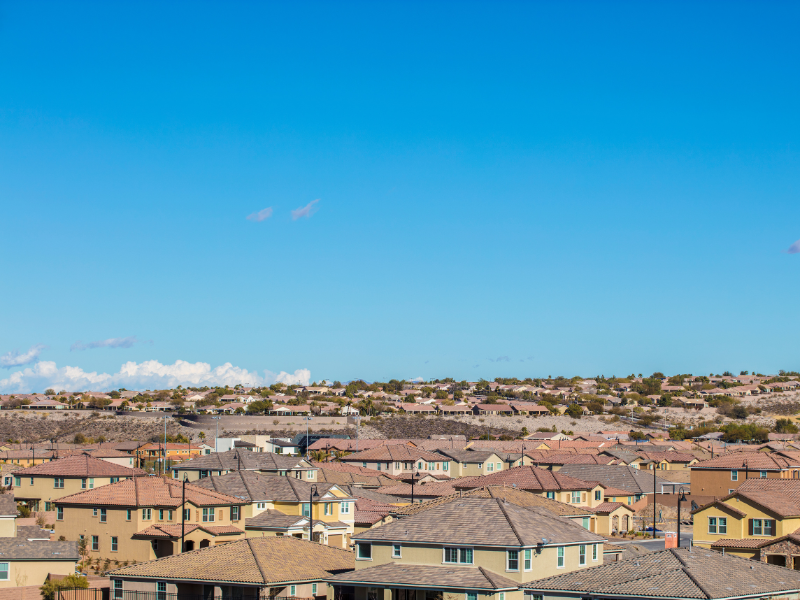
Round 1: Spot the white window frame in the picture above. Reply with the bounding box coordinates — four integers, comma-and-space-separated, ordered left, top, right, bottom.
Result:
92, 535, 99, 551
443, 547, 473, 564
708, 517, 718, 534
496, 462, 502, 470
113, 580, 123, 600
111, 536, 118, 552
718, 517, 727, 535
579, 545, 586, 566
57, 507, 64, 520
557, 547, 565, 568
571, 491, 581, 504
466, 593, 477, 600
290, 585, 296, 596
357, 543, 372, 560
231, 506, 240, 521
393, 544, 402, 558
507, 549, 519, 571
592, 544, 598, 561
487, 463, 494, 472
760, 471, 768, 478
142, 508, 152, 520
312, 584, 317, 596
524, 548, 532, 571
340, 502, 350, 515
0, 562, 8, 581
731, 470, 738, 481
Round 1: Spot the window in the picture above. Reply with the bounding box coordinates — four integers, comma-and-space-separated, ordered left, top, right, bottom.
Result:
290, 586, 296, 596
257, 502, 266, 509
88, 478, 94, 489
200, 470, 209, 479
30, 477, 33, 485
93, 508, 98, 517
202, 508, 215, 522
113, 580, 123, 600
157, 581, 167, 600
313, 583, 318, 596
443, 547, 473, 564
557, 547, 565, 568
183, 508, 191, 521
751, 519, 775, 536
466, 594, 477, 600
100, 508, 107, 523
393, 544, 402, 558
324, 503, 332, 516
341, 502, 350, 515
376, 463, 381, 471
718, 518, 727, 534
13, 477, 20, 487
142, 508, 152, 520
82, 478, 88, 489
521, 548, 531, 570
760, 471, 768, 478
496, 462, 502, 470
111, 536, 118, 552
362, 462, 367, 468
487, 463, 494, 472
54, 477, 64, 489
357, 543, 372, 559
111, 477, 119, 484
57, 507, 64, 520
582, 517, 590, 529
500, 594, 505, 600
731, 470, 738, 481
92, 535, 99, 551
231, 506, 240, 521
418, 462, 423, 469
579, 545, 586, 566
546, 492, 554, 499
0, 563, 8, 581
307, 471, 313, 479
571, 491, 581, 504
45, 502, 53, 512
302, 504, 311, 518
126, 509, 132, 521
507, 550, 519, 571
167, 510, 173, 521
159, 509, 165, 521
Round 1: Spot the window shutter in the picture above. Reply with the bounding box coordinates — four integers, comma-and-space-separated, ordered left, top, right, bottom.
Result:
769, 519, 776, 535
196, 510, 200, 522
748, 519, 753, 535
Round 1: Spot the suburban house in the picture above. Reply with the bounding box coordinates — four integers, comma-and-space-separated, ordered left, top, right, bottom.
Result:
338, 446, 451, 479
171, 449, 318, 482
451, 465, 607, 509
692, 479, 800, 562
12, 454, 146, 512
312, 462, 399, 489
556, 465, 674, 505
134, 442, 205, 465
192, 471, 356, 547
109, 535, 354, 600
436, 450, 508, 477
689, 453, 798, 497
0, 539, 79, 590
0, 495, 18, 537
522, 547, 800, 600
328, 496, 606, 600
54, 475, 248, 562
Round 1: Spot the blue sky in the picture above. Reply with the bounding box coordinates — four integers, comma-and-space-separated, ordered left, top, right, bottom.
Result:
2, 1, 799, 392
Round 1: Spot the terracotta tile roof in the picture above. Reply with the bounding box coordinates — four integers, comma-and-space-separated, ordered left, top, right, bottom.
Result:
245, 509, 306, 529
710, 538, 772, 549
176, 450, 313, 472
133, 523, 243, 539
340, 446, 446, 463
531, 453, 616, 466
328, 564, 519, 591
601, 486, 638, 497
339, 486, 406, 505
56, 476, 246, 508
14, 455, 146, 478
376, 479, 480, 498
691, 453, 794, 470
110, 536, 354, 585
354, 497, 395, 525
587, 502, 633, 515
523, 547, 800, 599
451, 465, 596, 492
557, 465, 674, 494
308, 439, 411, 452
724, 479, 800, 517
390, 486, 590, 518
354, 497, 605, 546
193, 471, 343, 503
312, 462, 399, 487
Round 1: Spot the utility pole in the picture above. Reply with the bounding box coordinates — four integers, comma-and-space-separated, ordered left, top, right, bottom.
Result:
676, 486, 687, 549
308, 484, 319, 542
163, 412, 167, 476
180, 474, 187, 552
652, 463, 657, 539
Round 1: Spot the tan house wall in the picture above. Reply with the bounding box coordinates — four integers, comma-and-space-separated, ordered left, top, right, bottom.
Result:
0, 560, 76, 588
356, 540, 602, 583
693, 496, 800, 548
13, 475, 129, 509
449, 455, 505, 478
173, 467, 317, 483
690, 469, 787, 497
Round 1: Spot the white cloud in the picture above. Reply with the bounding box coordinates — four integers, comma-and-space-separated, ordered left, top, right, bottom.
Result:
246, 207, 273, 223
0, 344, 47, 369
71, 336, 139, 352
786, 239, 800, 254
0, 360, 311, 393
409, 376, 424, 383
291, 199, 320, 220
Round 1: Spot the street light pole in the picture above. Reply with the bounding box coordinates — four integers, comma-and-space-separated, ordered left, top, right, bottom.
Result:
181, 474, 188, 552
211, 417, 221, 452
308, 484, 319, 542
676, 486, 687, 549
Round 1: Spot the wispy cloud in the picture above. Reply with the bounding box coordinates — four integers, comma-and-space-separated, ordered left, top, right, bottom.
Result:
0, 359, 311, 393
489, 356, 510, 362
246, 207, 273, 222
291, 199, 320, 220
786, 239, 800, 254
71, 336, 140, 352
0, 344, 47, 369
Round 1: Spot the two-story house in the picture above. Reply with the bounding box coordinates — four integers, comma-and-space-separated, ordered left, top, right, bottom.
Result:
328, 496, 606, 600
338, 446, 451, 479
690, 453, 798, 497
436, 450, 508, 478
13, 454, 146, 512
171, 449, 318, 482
192, 471, 356, 548
54, 475, 248, 562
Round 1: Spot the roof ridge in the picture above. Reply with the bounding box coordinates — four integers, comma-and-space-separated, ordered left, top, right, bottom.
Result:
670, 549, 715, 599
246, 537, 270, 584
239, 470, 256, 501
478, 566, 501, 589
494, 497, 525, 545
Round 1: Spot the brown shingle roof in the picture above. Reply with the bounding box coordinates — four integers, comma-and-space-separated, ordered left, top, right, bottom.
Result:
327, 564, 519, 591
245, 509, 306, 529
0, 538, 78, 561
14, 455, 145, 478
451, 465, 595, 492
56, 476, 245, 508
691, 453, 794, 470
724, 479, 800, 518
176, 450, 313, 472
340, 446, 447, 463
193, 471, 344, 503
133, 523, 243, 539
355, 497, 604, 546
523, 547, 800, 599
110, 536, 353, 585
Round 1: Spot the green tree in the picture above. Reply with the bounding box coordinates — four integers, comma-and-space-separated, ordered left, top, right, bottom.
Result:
44, 388, 55, 396
774, 418, 799, 434
41, 574, 89, 600
565, 404, 583, 419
